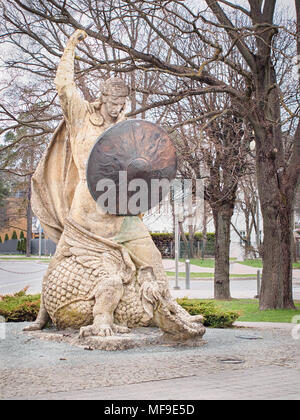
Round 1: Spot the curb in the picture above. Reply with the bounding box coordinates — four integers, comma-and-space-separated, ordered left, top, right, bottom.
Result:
233, 321, 295, 330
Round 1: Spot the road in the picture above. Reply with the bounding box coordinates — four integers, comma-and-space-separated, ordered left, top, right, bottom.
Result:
0, 259, 299, 299
0, 261, 47, 295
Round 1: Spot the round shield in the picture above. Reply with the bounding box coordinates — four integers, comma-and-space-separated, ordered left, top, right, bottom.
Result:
86, 119, 177, 215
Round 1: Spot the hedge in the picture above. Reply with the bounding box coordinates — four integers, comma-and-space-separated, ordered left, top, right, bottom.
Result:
0, 289, 40, 322
17, 237, 27, 253
177, 298, 240, 328
0, 291, 239, 329
11, 231, 18, 240
150, 232, 215, 258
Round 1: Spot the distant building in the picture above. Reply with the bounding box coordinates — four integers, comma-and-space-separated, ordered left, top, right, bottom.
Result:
0, 195, 27, 240
294, 185, 300, 259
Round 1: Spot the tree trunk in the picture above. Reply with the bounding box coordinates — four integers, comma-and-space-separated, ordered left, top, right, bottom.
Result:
26, 175, 32, 258
258, 195, 295, 309
179, 221, 190, 258
212, 203, 233, 300
252, 56, 297, 309
201, 202, 208, 259
244, 240, 252, 260
256, 144, 295, 310
188, 225, 195, 258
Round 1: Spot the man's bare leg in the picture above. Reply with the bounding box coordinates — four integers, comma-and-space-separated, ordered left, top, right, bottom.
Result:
23, 298, 50, 331
123, 237, 204, 325
79, 274, 129, 337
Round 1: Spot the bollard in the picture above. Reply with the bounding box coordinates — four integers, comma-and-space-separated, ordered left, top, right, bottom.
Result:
185, 259, 190, 289
174, 214, 180, 290
254, 269, 261, 298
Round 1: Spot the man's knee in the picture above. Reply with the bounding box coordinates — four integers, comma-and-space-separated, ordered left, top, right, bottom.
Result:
94, 274, 123, 299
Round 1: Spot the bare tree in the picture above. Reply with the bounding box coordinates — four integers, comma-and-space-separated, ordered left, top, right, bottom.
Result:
164, 88, 251, 299
1, 0, 299, 308
231, 170, 259, 260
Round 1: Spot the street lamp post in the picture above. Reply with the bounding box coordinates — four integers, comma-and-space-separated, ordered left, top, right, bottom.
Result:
38, 222, 42, 259
174, 212, 180, 290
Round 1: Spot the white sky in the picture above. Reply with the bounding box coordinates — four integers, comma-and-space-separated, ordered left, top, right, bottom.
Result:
0, 0, 297, 88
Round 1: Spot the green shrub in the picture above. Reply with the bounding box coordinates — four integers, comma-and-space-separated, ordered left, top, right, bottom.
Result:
0, 291, 239, 328
11, 230, 18, 240
0, 289, 40, 322
177, 298, 240, 328
17, 237, 26, 253
20, 231, 25, 239
4, 233, 9, 241
0, 236, 2, 243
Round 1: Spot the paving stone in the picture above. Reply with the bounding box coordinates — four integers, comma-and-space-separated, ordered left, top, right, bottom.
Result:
1, 323, 299, 400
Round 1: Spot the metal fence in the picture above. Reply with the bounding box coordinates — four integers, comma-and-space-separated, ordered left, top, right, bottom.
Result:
31, 239, 56, 256
297, 240, 300, 259
179, 240, 215, 258
0, 238, 56, 255
0, 239, 19, 254
153, 238, 215, 258
0, 236, 215, 258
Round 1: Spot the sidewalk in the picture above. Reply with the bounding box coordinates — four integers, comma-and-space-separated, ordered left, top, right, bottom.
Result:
23, 366, 300, 400
163, 259, 258, 275
163, 259, 300, 279
1, 323, 299, 400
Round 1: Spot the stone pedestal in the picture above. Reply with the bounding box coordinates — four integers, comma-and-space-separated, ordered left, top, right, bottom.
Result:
24, 327, 206, 351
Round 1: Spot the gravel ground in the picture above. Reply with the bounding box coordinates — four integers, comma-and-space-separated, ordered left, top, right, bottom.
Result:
1, 322, 299, 400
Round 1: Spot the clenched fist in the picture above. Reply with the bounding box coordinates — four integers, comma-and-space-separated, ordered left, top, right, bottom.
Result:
69, 29, 88, 45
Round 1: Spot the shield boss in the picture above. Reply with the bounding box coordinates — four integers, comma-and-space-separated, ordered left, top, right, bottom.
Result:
86, 120, 177, 215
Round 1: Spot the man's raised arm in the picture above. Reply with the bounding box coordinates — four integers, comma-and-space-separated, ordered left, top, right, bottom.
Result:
54, 30, 88, 125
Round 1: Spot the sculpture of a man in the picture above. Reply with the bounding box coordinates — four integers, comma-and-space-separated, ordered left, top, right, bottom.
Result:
25, 30, 205, 342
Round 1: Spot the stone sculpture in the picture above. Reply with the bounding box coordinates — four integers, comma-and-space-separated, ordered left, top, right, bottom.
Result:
24, 29, 205, 344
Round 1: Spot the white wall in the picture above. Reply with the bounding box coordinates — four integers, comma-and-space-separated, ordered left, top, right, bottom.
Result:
143, 201, 263, 260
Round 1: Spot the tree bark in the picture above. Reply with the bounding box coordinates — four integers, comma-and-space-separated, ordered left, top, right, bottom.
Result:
252, 55, 297, 309
256, 139, 296, 309
179, 221, 190, 258
188, 225, 195, 258
26, 174, 32, 258
201, 201, 208, 259
259, 202, 295, 309
212, 203, 234, 300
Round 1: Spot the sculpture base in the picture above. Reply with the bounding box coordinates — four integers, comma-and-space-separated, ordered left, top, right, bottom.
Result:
23, 327, 206, 351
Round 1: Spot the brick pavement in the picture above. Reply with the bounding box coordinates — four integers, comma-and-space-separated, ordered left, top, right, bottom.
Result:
9, 366, 300, 400
2, 323, 300, 400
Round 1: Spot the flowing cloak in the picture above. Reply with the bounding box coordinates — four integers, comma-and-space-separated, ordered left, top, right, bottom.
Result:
31, 118, 150, 250
31, 120, 79, 244
31, 119, 149, 246
31, 120, 163, 317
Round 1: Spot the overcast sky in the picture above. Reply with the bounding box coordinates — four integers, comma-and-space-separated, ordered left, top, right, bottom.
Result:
0, 0, 297, 87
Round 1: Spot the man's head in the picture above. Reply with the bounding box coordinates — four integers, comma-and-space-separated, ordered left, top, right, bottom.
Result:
100, 77, 129, 120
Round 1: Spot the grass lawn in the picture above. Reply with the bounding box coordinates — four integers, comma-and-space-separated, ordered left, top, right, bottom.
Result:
177, 258, 300, 269
0, 255, 51, 259
211, 299, 300, 323
179, 258, 215, 268
166, 271, 256, 278
237, 259, 300, 269
237, 259, 263, 268
0, 256, 51, 263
